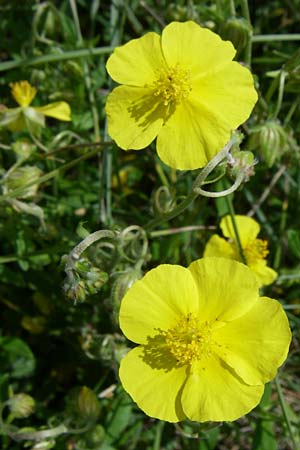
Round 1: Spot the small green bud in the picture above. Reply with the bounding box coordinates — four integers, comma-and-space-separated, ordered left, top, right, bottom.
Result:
77, 386, 101, 420
64, 278, 87, 303
111, 268, 142, 324
220, 17, 252, 56
12, 140, 36, 159
5, 166, 42, 199
228, 149, 256, 181
84, 424, 105, 446
8, 393, 35, 418
248, 121, 288, 167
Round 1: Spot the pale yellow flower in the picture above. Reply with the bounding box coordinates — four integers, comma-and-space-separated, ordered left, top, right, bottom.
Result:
0, 80, 71, 133
204, 215, 277, 286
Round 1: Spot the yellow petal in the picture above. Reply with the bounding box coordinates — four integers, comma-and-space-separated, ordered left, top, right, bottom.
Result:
161, 21, 236, 78
10, 81, 37, 107
119, 346, 187, 422
35, 102, 71, 121
193, 61, 258, 130
181, 355, 264, 422
214, 297, 291, 385
106, 32, 167, 86
156, 99, 230, 169
188, 258, 259, 322
220, 215, 260, 246
204, 234, 236, 259
106, 85, 164, 150
250, 261, 278, 286
119, 264, 199, 344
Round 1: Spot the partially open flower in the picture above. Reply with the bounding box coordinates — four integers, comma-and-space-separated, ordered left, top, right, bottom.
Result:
0, 80, 71, 134
204, 215, 277, 286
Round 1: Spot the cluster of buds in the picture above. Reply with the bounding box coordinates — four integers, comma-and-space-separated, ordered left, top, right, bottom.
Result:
63, 256, 109, 303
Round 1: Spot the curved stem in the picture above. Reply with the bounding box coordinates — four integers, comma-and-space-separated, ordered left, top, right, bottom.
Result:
194, 173, 244, 198
69, 230, 117, 261
144, 139, 237, 232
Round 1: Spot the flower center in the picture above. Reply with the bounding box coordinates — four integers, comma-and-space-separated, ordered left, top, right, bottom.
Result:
153, 64, 192, 106
243, 238, 269, 265
162, 314, 213, 364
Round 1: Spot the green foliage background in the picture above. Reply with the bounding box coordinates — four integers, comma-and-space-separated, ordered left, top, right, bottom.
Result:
0, 0, 300, 449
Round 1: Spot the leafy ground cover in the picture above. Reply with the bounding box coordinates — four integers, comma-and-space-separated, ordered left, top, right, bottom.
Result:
1, 1, 300, 449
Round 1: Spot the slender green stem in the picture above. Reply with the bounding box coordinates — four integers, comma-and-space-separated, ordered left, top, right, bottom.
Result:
69, 0, 101, 142
240, 0, 252, 66
240, 0, 250, 22
272, 70, 286, 119
252, 34, 300, 42
153, 421, 165, 450
194, 173, 244, 197
0, 47, 114, 72
144, 190, 198, 232
69, 230, 116, 260
144, 140, 237, 232
0, 146, 106, 202
229, 0, 236, 16
275, 375, 299, 450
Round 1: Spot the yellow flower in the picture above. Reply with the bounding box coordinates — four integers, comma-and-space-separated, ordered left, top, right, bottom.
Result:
204, 215, 277, 286
0, 80, 71, 132
119, 257, 291, 423
106, 21, 257, 170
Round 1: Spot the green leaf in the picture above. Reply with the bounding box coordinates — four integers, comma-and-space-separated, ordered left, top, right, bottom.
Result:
0, 337, 36, 378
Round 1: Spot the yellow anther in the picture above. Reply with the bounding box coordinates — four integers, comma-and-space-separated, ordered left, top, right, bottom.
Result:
244, 239, 269, 265
153, 64, 191, 106
162, 314, 213, 364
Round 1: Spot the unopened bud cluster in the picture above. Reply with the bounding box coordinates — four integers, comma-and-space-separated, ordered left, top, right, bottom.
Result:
63, 256, 109, 303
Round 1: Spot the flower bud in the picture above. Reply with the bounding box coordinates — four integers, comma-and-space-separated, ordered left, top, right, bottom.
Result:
84, 424, 105, 447
77, 386, 101, 420
248, 121, 288, 167
5, 166, 42, 199
220, 18, 252, 57
8, 393, 35, 418
12, 140, 36, 160
111, 268, 142, 324
228, 149, 256, 181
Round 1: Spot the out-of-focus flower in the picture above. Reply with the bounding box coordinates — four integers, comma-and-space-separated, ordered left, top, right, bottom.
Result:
119, 257, 290, 422
106, 21, 257, 170
204, 215, 277, 286
0, 80, 71, 133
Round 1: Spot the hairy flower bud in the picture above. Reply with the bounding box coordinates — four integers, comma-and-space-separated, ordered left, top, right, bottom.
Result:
8, 393, 35, 418
5, 166, 42, 199
77, 386, 101, 420
248, 121, 288, 167
228, 149, 256, 181
220, 18, 252, 56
